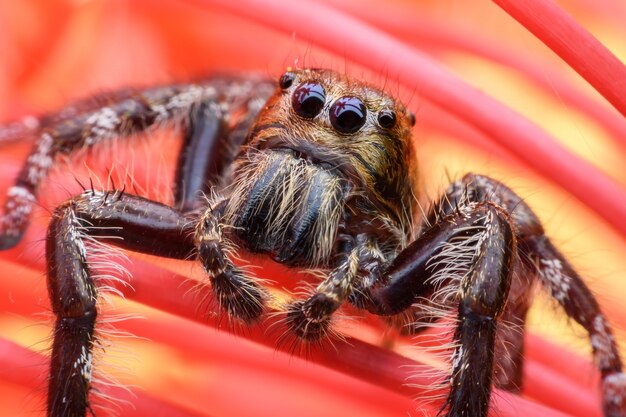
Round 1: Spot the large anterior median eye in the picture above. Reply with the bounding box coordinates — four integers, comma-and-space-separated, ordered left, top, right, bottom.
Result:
292, 82, 326, 118
330, 96, 367, 134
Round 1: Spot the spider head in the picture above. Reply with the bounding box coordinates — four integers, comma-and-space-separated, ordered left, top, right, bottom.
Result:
247, 68, 419, 236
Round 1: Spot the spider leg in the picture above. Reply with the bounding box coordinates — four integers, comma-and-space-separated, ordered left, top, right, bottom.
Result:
348, 238, 387, 310
0, 89, 139, 145
174, 101, 228, 212
364, 202, 515, 417
46, 190, 196, 417
195, 206, 269, 323
0, 117, 40, 145
0, 77, 274, 249
46, 187, 270, 417
526, 235, 626, 417
491, 259, 534, 392
285, 240, 362, 341
387, 260, 533, 393
285, 234, 387, 341
434, 173, 626, 416
174, 78, 274, 212
425, 174, 540, 392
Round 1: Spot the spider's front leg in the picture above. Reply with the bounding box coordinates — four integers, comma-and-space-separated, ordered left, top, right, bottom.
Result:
366, 174, 626, 417
285, 239, 361, 341
362, 201, 515, 417
45, 190, 267, 417
46, 190, 198, 417
195, 205, 269, 323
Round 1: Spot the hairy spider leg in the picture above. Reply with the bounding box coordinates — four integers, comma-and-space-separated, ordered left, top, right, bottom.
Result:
285, 242, 361, 341
195, 206, 269, 323
432, 173, 626, 416
0, 84, 217, 249
371, 175, 537, 393
285, 234, 392, 342
491, 259, 534, 392
0, 77, 274, 249
46, 188, 271, 417
174, 79, 275, 212
0, 89, 141, 145
363, 202, 515, 417
46, 190, 195, 417
525, 235, 626, 417
347, 238, 387, 310
424, 174, 540, 393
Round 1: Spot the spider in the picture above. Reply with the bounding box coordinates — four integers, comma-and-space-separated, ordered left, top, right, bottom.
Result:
0, 68, 624, 417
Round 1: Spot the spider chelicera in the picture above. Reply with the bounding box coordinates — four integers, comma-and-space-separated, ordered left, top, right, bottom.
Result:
0, 68, 624, 417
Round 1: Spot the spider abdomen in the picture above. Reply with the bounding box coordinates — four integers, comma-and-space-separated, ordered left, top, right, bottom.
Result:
225, 149, 347, 267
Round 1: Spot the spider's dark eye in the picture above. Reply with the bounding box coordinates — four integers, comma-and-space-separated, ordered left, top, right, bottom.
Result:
377, 109, 396, 129
330, 96, 367, 134
409, 112, 416, 126
279, 72, 295, 89
292, 82, 326, 118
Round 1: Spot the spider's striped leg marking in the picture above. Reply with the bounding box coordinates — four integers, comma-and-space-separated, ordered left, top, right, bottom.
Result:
0, 76, 275, 249
195, 208, 268, 324
365, 203, 515, 417
286, 239, 368, 341
46, 190, 196, 417
526, 235, 626, 417
0, 84, 214, 249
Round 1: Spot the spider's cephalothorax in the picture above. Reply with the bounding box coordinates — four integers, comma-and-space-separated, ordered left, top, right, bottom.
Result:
223, 69, 417, 267
1, 69, 625, 417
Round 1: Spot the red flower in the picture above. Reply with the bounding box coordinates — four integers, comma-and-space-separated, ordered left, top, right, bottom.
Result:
1, 1, 625, 416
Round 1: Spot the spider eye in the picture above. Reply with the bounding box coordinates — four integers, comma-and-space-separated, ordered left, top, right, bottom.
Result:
330, 96, 367, 134
409, 111, 416, 127
279, 72, 295, 89
377, 109, 396, 129
292, 82, 326, 118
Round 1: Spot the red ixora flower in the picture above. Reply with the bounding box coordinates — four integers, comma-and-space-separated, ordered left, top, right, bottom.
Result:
1, 0, 626, 416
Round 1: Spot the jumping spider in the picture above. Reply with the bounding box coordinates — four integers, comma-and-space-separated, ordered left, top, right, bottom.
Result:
1, 68, 624, 417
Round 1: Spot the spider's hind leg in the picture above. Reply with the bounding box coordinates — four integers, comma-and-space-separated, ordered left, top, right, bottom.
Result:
438, 173, 626, 417
0, 76, 274, 248
526, 235, 626, 417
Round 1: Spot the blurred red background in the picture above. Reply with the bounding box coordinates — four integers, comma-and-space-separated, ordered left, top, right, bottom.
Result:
1, 1, 626, 416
